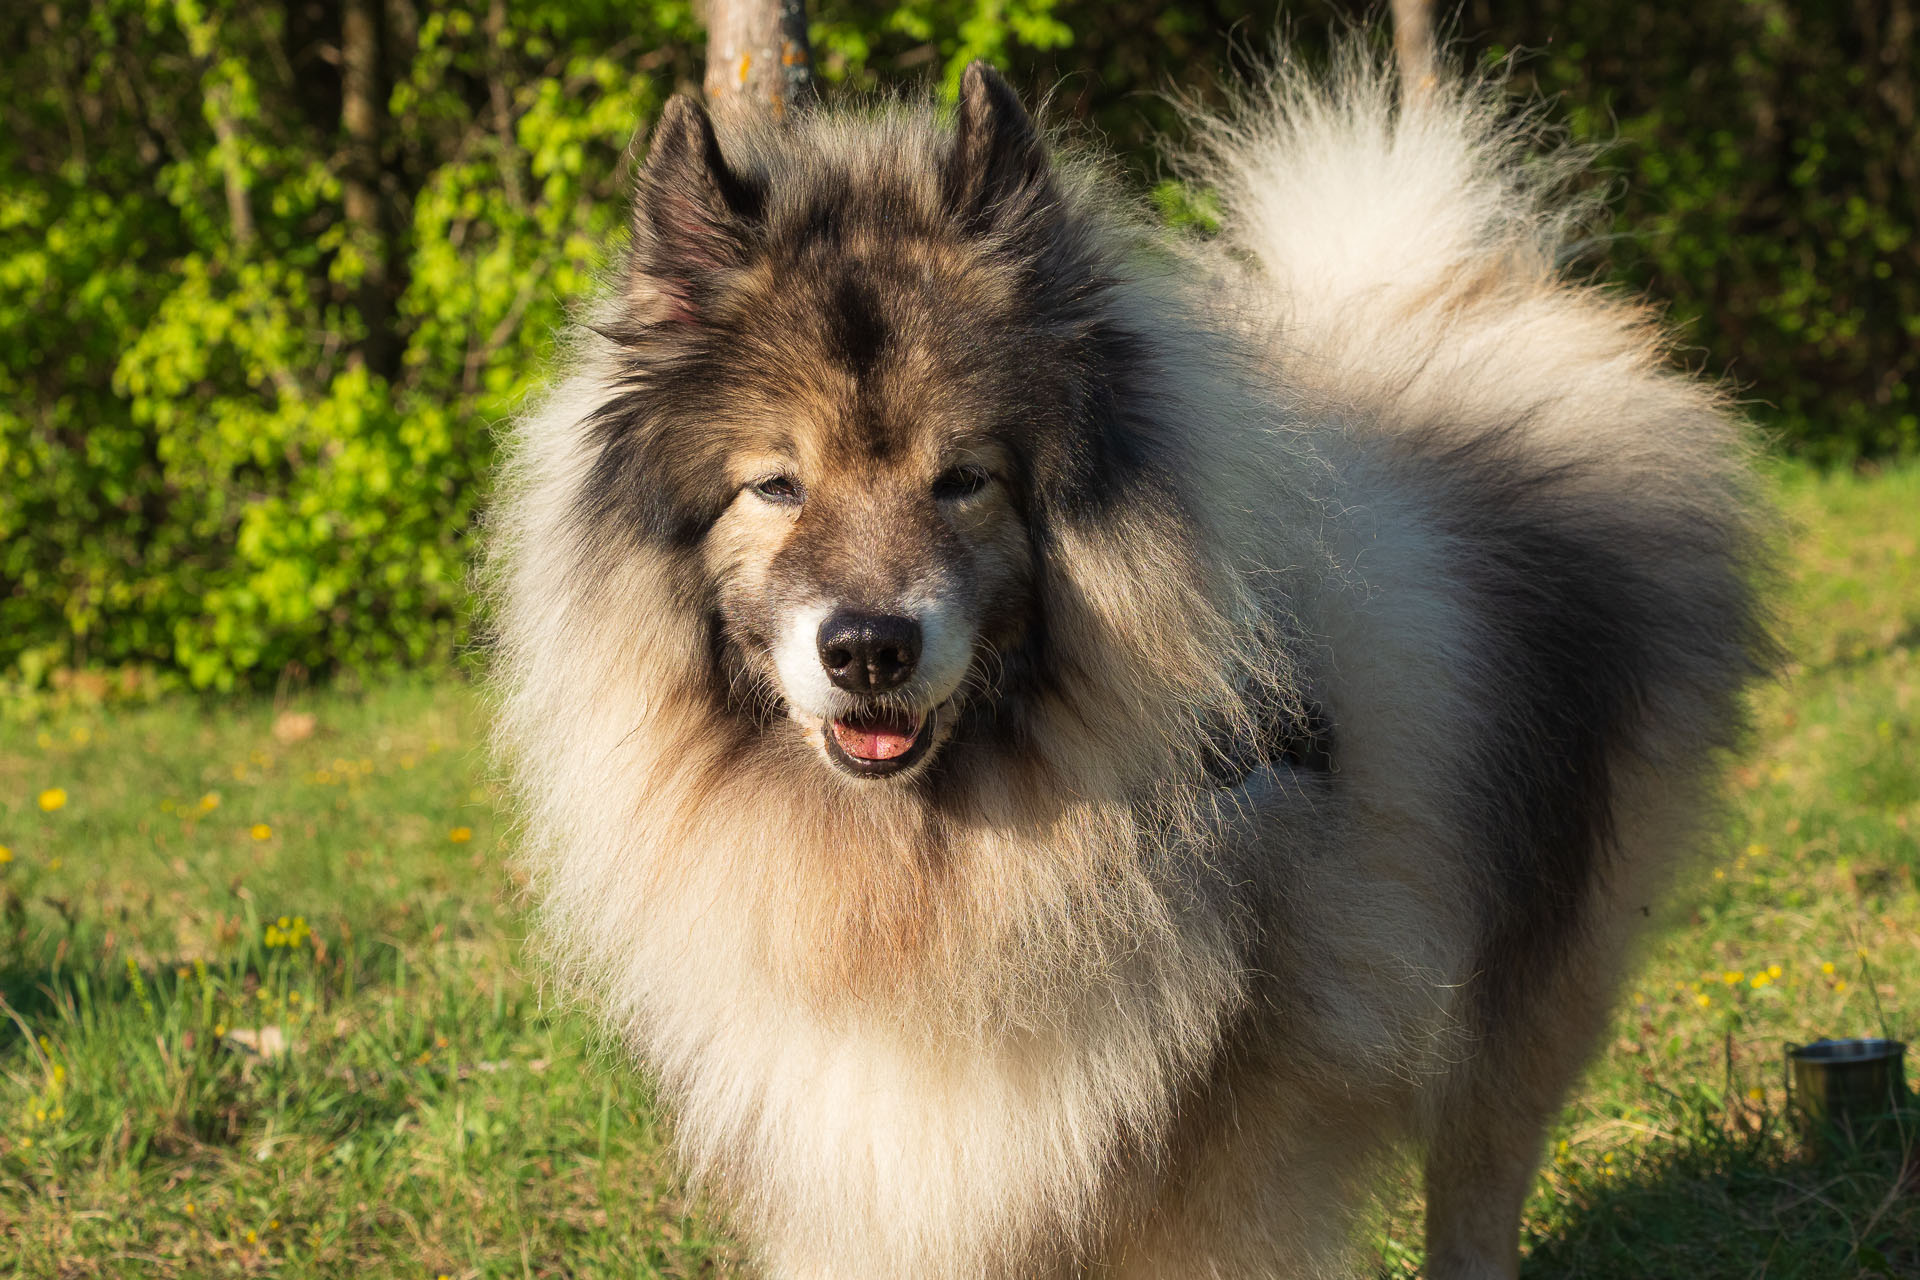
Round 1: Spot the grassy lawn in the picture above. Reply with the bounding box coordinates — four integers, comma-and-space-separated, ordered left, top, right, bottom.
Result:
3, 461, 1916, 1279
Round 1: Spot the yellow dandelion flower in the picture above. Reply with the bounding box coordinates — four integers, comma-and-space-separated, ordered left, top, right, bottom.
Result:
1722, 970, 1744, 986
184, 1202, 195, 1216
0, 845, 12, 864
1712, 868, 1726, 880
1745, 842, 1766, 858
1750, 973, 1771, 988
1747, 1087, 1764, 1102
1821, 961, 1836, 975
251, 823, 272, 841
448, 827, 473, 844
198, 792, 221, 812
37, 788, 67, 812
1695, 993, 1713, 1008
246, 1229, 257, 1244
1767, 964, 1782, 979
1602, 1151, 1614, 1164
1834, 979, 1849, 994
269, 1219, 280, 1230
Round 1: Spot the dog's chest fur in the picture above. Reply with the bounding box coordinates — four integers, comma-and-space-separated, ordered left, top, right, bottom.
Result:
637, 897, 1244, 1277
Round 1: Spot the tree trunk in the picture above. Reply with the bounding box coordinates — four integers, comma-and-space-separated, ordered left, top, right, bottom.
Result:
1392, 0, 1437, 102
342, 0, 394, 376
701, 0, 813, 116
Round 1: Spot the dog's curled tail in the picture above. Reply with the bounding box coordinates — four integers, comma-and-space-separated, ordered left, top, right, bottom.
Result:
1185, 39, 1612, 395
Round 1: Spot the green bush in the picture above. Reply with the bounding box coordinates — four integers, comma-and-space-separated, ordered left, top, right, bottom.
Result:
2, 1, 693, 689
1, 2, 1913, 689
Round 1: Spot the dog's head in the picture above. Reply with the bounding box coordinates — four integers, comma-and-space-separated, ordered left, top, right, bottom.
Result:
582, 65, 1184, 784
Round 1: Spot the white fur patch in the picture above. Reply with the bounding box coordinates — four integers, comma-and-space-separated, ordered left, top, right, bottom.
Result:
901, 589, 972, 708
772, 600, 837, 721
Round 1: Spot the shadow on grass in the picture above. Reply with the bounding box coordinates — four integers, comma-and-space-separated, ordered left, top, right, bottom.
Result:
1523, 1105, 1919, 1280
0, 926, 407, 1037
0, 915, 467, 1159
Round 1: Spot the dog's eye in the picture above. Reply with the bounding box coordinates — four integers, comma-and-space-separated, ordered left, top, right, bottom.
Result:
751, 475, 802, 504
933, 466, 990, 501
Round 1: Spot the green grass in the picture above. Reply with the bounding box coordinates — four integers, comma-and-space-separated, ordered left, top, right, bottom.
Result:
3, 462, 1917, 1278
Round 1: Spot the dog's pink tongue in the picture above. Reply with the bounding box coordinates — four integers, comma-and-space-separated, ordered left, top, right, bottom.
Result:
831, 713, 918, 761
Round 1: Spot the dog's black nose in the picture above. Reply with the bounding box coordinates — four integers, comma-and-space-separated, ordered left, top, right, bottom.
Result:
818, 611, 921, 692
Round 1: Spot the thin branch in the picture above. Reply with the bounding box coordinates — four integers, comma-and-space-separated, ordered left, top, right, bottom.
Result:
462, 264, 547, 400
207, 81, 257, 250
485, 0, 527, 214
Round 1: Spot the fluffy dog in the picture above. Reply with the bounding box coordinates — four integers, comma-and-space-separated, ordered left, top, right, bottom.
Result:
489, 41, 1770, 1280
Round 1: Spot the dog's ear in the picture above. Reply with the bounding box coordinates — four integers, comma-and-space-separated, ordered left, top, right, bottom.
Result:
943, 62, 1053, 236
630, 96, 765, 318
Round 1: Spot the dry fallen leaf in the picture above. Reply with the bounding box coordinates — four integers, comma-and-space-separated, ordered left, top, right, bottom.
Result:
224, 1025, 291, 1059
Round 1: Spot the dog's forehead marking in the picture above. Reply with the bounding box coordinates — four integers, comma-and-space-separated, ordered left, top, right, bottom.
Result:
827, 271, 890, 379
721, 217, 1031, 477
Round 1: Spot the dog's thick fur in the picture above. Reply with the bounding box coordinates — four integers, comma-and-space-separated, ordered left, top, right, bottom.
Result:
490, 42, 1770, 1280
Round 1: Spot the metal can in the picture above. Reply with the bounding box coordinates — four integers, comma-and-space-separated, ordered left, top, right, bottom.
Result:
1785, 1038, 1908, 1148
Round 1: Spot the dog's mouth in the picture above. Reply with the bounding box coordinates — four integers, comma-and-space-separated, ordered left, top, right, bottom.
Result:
822, 708, 935, 778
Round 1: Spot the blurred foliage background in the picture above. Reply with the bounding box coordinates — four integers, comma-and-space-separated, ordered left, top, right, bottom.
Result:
2, 0, 1915, 691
